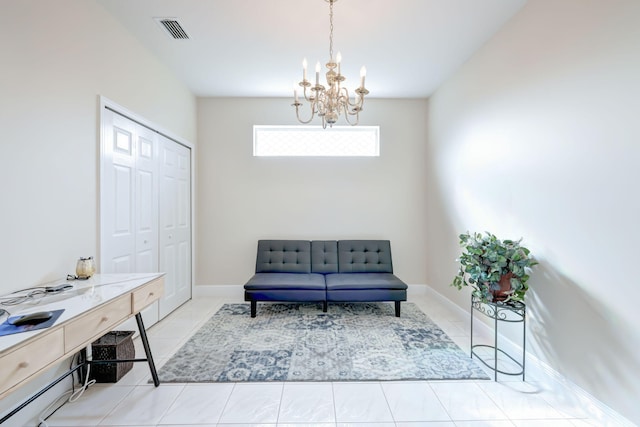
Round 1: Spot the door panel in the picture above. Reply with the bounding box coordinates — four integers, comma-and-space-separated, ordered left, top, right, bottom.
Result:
112, 256, 131, 274
102, 109, 159, 275
101, 107, 191, 322
162, 245, 176, 300
113, 165, 133, 236
134, 126, 158, 274
159, 136, 191, 318
102, 111, 136, 274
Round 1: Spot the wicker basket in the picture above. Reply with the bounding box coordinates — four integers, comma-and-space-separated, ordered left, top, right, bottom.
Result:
89, 331, 135, 383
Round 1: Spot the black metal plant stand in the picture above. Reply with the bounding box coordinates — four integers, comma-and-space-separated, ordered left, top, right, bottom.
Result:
470, 295, 526, 381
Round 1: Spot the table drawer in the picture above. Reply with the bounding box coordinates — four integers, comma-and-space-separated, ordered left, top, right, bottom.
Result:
132, 277, 164, 313
0, 329, 64, 397
64, 295, 130, 353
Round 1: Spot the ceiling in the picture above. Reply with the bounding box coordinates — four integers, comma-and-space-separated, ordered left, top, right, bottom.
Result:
96, 0, 527, 98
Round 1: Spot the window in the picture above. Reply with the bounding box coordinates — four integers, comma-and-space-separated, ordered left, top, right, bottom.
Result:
253, 125, 380, 157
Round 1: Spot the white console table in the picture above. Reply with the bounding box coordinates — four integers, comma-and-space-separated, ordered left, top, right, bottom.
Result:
0, 273, 164, 423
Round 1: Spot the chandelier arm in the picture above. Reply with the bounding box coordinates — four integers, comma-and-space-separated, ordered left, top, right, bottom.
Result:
302, 85, 316, 102
354, 95, 365, 112
340, 87, 359, 109
336, 86, 348, 104
343, 109, 360, 126
293, 0, 368, 127
294, 104, 317, 124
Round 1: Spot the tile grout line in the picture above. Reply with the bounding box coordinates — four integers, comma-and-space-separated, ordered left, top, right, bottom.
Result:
215, 381, 237, 425
377, 381, 398, 426
331, 381, 338, 426
93, 384, 137, 427
472, 380, 519, 426
154, 383, 187, 426
275, 381, 285, 425
426, 381, 456, 425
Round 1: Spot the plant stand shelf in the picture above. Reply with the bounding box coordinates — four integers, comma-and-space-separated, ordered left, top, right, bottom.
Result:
470, 295, 526, 381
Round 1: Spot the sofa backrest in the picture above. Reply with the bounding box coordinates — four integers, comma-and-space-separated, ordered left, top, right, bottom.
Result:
337, 240, 394, 273
311, 240, 339, 273
254, 239, 395, 274
255, 240, 311, 273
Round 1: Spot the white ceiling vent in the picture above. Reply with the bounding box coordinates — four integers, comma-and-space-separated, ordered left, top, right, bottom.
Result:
154, 18, 190, 40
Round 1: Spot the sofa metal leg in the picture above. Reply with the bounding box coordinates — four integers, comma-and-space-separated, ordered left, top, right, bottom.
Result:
323, 301, 328, 312
395, 301, 401, 317
251, 301, 257, 318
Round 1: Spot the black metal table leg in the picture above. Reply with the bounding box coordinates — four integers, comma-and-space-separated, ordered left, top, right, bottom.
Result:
0, 365, 84, 424
135, 312, 159, 387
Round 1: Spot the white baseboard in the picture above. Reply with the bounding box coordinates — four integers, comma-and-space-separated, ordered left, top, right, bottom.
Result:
193, 284, 243, 299
418, 283, 635, 427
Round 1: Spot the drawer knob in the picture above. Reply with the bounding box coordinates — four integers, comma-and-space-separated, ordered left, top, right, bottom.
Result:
101, 316, 109, 322
18, 362, 29, 369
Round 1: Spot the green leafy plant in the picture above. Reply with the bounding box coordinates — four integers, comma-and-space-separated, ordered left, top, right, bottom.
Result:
451, 231, 538, 303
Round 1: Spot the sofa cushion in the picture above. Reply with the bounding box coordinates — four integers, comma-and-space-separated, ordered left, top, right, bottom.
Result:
337, 240, 393, 273
325, 289, 407, 303
244, 272, 326, 290
255, 240, 311, 273
325, 273, 408, 290
311, 240, 339, 274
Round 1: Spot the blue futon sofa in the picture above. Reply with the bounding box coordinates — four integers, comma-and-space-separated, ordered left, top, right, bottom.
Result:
243, 240, 408, 317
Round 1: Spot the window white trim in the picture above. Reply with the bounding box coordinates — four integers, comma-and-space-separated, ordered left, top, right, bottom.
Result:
253, 125, 380, 157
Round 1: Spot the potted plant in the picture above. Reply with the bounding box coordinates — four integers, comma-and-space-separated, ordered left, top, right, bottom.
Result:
451, 231, 537, 303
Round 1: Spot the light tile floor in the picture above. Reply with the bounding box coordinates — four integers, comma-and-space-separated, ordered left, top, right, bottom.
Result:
40, 294, 621, 427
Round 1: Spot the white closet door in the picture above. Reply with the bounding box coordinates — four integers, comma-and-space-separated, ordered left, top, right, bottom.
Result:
101, 109, 160, 328
134, 125, 159, 273
101, 110, 158, 274
159, 135, 192, 318
101, 104, 192, 322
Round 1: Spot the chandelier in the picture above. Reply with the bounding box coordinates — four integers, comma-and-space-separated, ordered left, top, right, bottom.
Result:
292, 0, 369, 128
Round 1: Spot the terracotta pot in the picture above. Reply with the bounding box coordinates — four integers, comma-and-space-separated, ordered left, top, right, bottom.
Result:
491, 272, 513, 302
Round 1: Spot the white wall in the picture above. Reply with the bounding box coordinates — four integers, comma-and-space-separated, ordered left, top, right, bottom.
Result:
426, 0, 640, 423
0, 1, 196, 424
196, 98, 428, 287
0, 0, 196, 292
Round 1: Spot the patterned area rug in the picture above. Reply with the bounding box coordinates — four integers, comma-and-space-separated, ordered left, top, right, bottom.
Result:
156, 302, 489, 382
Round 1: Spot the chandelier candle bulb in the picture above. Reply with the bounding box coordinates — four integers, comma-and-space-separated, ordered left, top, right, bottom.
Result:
303, 58, 308, 82
292, 0, 369, 128
293, 82, 298, 102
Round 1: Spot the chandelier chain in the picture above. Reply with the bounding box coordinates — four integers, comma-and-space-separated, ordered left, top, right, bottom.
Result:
329, 0, 334, 61
292, 0, 368, 128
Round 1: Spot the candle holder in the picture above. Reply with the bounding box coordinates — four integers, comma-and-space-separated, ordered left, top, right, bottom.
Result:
76, 256, 96, 280
292, 0, 368, 128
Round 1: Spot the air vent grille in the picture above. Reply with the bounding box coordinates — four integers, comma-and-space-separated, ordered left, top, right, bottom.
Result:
154, 18, 190, 40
